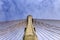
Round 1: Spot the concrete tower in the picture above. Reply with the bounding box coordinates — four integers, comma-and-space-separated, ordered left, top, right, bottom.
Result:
23, 15, 38, 40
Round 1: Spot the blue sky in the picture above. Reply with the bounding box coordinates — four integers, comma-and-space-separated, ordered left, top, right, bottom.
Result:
0, 0, 60, 21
